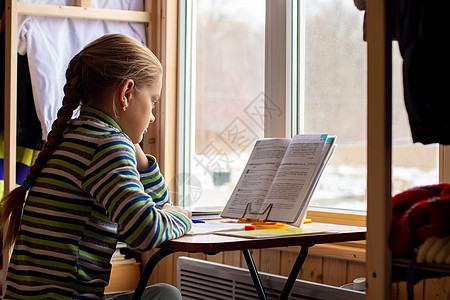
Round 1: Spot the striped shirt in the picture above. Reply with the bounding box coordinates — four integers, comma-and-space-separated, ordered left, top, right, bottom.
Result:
5, 106, 192, 299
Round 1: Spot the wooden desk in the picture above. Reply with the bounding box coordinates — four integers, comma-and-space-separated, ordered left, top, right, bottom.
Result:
132, 223, 366, 300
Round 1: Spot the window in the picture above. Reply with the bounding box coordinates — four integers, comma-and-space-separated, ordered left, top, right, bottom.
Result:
178, 0, 266, 211
178, 0, 439, 213
301, 0, 438, 212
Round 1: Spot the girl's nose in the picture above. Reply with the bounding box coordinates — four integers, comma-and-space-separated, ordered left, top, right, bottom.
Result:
149, 114, 156, 123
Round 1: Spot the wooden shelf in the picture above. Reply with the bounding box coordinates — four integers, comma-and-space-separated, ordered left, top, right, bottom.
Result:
16, 3, 150, 23
392, 258, 450, 284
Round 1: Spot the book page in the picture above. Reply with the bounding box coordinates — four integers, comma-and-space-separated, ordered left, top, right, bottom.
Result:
221, 138, 291, 219
290, 136, 336, 226
262, 134, 327, 222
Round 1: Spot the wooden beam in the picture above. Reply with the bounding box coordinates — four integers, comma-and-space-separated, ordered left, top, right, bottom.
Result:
306, 209, 366, 227
3, 0, 18, 294
159, 0, 179, 203
439, 145, 450, 182
143, 0, 160, 159
16, 3, 151, 23
366, 0, 393, 298
141, 0, 178, 204
264, 0, 288, 138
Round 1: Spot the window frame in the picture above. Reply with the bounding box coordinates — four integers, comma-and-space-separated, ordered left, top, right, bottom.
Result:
177, 0, 193, 206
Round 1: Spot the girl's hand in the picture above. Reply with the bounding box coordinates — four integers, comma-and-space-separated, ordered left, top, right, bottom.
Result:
162, 203, 192, 219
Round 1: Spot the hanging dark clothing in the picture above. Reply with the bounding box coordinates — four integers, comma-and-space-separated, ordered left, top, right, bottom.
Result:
394, 0, 450, 145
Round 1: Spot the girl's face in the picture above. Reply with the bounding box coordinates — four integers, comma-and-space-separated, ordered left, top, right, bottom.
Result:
120, 75, 162, 144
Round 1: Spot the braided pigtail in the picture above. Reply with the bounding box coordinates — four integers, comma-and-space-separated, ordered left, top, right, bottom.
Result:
0, 55, 84, 250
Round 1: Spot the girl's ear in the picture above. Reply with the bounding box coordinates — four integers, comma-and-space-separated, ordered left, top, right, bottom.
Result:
119, 79, 135, 108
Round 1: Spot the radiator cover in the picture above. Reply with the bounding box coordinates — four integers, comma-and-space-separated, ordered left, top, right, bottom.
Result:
177, 256, 365, 300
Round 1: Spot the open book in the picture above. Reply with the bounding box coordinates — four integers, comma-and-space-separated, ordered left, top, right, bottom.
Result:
220, 134, 336, 227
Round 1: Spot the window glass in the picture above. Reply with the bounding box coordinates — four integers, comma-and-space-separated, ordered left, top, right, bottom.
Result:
181, 0, 266, 211
302, 0, 438, 211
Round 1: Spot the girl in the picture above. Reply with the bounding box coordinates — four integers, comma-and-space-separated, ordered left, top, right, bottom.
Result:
0, 34, 192, 299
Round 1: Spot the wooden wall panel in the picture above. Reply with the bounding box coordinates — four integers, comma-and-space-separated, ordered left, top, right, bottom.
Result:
279, 250, 298, 277
206, 252, 224, 264
259, 249, 281, 274
322, 258, 348, 287
423, 277, 450, 300
188, 252, 207, 261
299, 255, 323, 283
222, 250, 241, 268
346, 261, 366, 283
390, 276, 450, 300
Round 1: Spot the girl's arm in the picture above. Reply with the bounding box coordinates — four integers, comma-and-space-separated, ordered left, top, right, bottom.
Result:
163, 203, 192, 218
135, 143, 182, 210
83, 136, 192, 250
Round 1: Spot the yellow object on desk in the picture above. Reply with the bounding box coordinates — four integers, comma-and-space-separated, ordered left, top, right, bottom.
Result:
237, 218, 312, 229
216, 227, 328, 239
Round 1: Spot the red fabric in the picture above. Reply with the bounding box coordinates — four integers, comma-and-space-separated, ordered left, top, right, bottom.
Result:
389, 183, 450, 256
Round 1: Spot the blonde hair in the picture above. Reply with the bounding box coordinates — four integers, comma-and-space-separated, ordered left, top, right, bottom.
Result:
0, 34, 162, 250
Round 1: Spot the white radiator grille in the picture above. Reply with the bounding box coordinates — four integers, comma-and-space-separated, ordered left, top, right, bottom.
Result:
177, 257, 365, 300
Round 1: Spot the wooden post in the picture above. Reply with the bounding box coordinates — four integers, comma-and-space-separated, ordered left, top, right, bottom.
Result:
366, 0, 393, 298
2, 0, 18, 295
439, 145, 450, 182
143, 0, 178, 203
144, 0, 159, 159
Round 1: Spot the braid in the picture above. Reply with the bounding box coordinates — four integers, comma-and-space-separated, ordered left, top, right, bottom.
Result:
27, 56, 83, 182
0, 55, 83, 250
